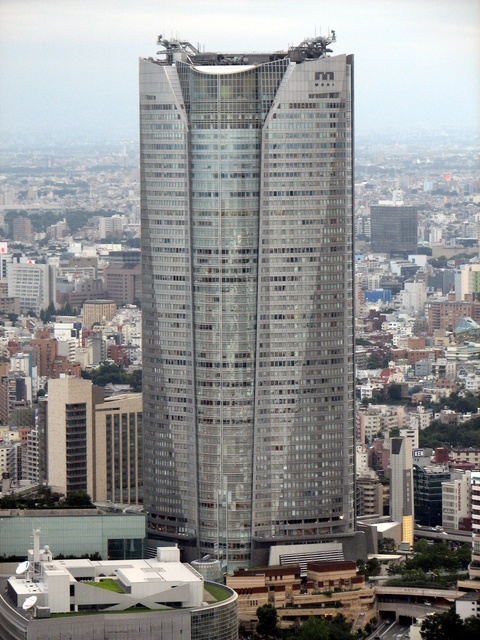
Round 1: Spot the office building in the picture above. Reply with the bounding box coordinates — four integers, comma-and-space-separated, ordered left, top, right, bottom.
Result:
442, 470, 471, 531
7, 261, 56, 316
46, 377, 104, 496
82, 299, 116, 327
390, 437, 414, 547
370, 200, 417, 255
140, 34, 355, 567
413, 464, 450, 528
94, 393, 143, 504
104, 263, 142, 305
12, 216, 32, 242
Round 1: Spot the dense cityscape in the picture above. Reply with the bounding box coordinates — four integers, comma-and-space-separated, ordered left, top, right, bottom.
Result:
0, 28, 479, 640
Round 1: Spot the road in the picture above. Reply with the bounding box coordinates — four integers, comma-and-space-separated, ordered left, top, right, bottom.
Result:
367, 621, 410, 640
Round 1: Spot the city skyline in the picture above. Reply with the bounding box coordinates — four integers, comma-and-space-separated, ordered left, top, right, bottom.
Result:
1, 0, 479, 139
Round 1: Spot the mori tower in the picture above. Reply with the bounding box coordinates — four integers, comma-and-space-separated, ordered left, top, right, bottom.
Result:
140, 34, 355, 567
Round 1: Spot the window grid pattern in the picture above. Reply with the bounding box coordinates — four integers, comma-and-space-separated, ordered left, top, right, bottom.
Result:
140, 53, 354, 567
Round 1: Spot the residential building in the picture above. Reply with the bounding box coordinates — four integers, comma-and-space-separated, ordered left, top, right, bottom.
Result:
140, 34, 355, 567
456, 591, 480, 621
356, 476, 383, 518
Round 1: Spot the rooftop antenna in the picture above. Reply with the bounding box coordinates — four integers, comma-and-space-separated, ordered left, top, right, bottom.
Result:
16, 560, 29, 575
23, 595, 37, 610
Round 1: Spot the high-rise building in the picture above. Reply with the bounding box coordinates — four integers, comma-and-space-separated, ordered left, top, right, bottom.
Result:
94, 393, 143, 504
470, 471, 480, 581
46, 377, 104, 496
370, 199, 417, 255
413, 464, 450, 528
12, 216, 33, 243
390, 437, 414, 548
8, 261, 56, 316
140, 34, 355, 567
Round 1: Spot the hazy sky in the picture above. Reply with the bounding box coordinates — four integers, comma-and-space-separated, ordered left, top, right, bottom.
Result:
1, 0, 479, 139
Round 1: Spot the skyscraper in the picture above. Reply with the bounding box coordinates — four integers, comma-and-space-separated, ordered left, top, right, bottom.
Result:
370, 199, 418, 255
140, 34, 355, 567
390, 437, 414, 548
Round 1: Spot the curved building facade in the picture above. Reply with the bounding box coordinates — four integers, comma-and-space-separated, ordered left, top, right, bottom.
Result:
140, 36, 355, 567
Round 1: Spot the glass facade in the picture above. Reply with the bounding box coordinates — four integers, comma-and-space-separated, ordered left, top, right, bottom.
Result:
141, 44, 354, 567
370, 205, 418, 254
65, 402, 87, 492
0, 513, 146, 559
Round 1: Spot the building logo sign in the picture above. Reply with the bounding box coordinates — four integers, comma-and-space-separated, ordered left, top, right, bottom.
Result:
315, 72, 334, 81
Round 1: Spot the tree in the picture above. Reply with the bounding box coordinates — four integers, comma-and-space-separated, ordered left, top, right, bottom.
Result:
365, 558, 381, 577
63, 491, 94, 508
287, 616, 329, 640
464, 616, 480, 638
387, 384, 403, 402
378, 537, 396, 553
329, 613, 354, 640
420, 609, 464, 639
256, 604, 279, 639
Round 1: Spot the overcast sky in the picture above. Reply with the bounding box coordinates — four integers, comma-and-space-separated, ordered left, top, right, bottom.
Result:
0, 0, 479, 140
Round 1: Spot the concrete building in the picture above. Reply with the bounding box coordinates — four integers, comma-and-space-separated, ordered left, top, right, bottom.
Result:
82, 299, 116, 327
140, 34, 355, 566
12, 217, 32, 242
370, 201, 417, 255
456, 591, 480, 621
442, 470, 471, 531
356, 476, 383, 518
470, 471, 480, 581
227, 560, 370, 628
390, 437, 414, 548
7, 262, 56, 316
1, 536, 238, 640
94, 393, 143, 504
104, 263, 142, 305
454, 261, 480, 301
46, 377, 104, 496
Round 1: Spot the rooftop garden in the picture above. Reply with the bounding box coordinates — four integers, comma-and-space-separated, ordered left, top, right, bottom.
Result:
84, 579, 123, 593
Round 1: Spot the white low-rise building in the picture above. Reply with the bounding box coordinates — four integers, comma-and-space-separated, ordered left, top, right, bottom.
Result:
8, 533, 204, 613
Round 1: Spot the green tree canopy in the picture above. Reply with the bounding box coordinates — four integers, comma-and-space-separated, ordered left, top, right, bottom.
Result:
420, 609, 465, 639
256, 604, 279, 639
286, 616, 329, 640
